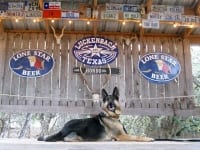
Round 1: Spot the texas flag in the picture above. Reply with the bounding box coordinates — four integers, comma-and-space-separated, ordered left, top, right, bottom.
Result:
44, 2, 61, 10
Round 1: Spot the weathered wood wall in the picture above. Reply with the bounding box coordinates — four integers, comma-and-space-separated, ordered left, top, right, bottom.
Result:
0, 33, 196, 116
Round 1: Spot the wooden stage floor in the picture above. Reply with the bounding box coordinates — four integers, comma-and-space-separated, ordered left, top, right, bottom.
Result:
0, 138, 200, 150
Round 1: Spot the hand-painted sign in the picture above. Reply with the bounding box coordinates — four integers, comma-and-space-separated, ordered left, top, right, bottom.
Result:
138, 53, 181, 84
72, 36, 118, 66
10, 49, 54, 78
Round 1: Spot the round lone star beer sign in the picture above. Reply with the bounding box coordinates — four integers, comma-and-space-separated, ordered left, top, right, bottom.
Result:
72, 36, 118, 66
138, 53, 181, 84
9, 49, 54, 78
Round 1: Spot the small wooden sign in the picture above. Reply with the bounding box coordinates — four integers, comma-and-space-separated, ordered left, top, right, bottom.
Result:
73, 67, 120, 75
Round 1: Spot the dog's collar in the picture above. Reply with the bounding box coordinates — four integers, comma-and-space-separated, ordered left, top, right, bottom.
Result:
99, 111, 120, 119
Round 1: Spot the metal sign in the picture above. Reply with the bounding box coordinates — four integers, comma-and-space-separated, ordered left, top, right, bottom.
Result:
106, 3, 123, 11
43, 2, 61, 10
6, 10, 24, 17
8, 2, 24, 10
72, 36, 118, 66
124, 12, 141, 19
25, 10, 42, 18
101, 11, 118, 20
138, 53, 181, 84
73, 67, 120, 74
0, 2, 8, 11
167, 6, 184, 14
61, 11, 79, 18
123, 5, 140, 12
10, 49, 54, 78
142, 19, 160, 29
182, 15, 200, 24
43, 10, 61, 18
25, 1, 39, 11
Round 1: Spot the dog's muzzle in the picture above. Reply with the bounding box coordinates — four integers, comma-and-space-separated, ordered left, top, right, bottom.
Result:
107, 103, 116, 112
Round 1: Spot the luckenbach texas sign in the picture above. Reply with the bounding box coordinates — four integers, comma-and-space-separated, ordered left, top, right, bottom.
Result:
138, 53, 181, 84
10, 49, 54, 78
72, 36, 118, 66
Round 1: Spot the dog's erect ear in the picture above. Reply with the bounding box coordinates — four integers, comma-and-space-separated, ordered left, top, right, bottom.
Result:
102, 89, 108, 99
112, 87, 119, 99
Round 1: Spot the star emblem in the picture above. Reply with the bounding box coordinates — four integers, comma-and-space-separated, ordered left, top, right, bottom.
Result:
89, 44, 103, 57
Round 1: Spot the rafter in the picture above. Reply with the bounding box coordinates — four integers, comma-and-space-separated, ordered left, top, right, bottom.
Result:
195, 0, 200, 15
182, 27, 194, 38
0, 20, 4, 33
92, 0, 98, 35
146, 0, 152, 14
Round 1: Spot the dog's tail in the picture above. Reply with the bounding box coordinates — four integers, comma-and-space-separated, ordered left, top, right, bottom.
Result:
37, 131, 64, 142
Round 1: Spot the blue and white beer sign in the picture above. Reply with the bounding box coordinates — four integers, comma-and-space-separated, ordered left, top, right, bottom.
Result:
9, 49, 54, 78
138, 53, 181, 84
72, 36, 118, 66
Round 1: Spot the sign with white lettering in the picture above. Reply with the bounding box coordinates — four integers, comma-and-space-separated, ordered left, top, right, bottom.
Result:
73, 67, 120, 74
142, 19, 160, 29
25, 10, 42, 18
61, 11, 79, 18
124, 12, 141, 19
10, 49, 54, 78
138, 53, 181, 84
106, 3, 123, 11
101, 11, 118, 20
72, 36, 118, 66
8, 2, 24, 10
123, 5, 140, 12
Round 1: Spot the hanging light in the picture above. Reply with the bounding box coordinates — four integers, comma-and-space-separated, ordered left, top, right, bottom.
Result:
122, 21, 126, 25
68, 20, 72, 24
51, 19, 55, 23
87, 21, 90, 25
15, 18, 19, 22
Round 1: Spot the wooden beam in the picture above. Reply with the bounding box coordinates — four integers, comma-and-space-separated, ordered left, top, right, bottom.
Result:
182, 27, 194, 38
146, 0, 152, 14
93, 0, 98, 35
0, 20, 4, 33
195, 1, 200, 15
38, 0, 43, 10
44, 20, 51, 34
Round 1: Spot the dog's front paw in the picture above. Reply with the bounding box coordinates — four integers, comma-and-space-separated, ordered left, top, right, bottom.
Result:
143, 137, 154, 142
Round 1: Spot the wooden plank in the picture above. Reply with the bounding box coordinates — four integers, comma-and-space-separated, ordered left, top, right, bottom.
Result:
67, 34, 77, 102
140, 37, 149, 101
60, 35, 69, 103
164, 38, 179, 103
147, 37, 157, 100
34, 33, 49, 106
0, 33, 7, 104
25, 33, 38, 105
132, 38, 140, 100
75, 34, 85, 103
125, 38, 134, 101
116, 37, 125, 102
18, 33, 29, 104
154, 37, 165, 101
10, 33, 22, 105
1, 33, 14, 105
51, 35, 61, 106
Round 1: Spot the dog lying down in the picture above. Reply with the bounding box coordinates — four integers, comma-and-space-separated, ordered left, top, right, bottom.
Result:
38, 87, 154, 142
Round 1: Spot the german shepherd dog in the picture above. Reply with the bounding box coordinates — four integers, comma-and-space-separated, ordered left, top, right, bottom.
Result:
38, 87, 153, 142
